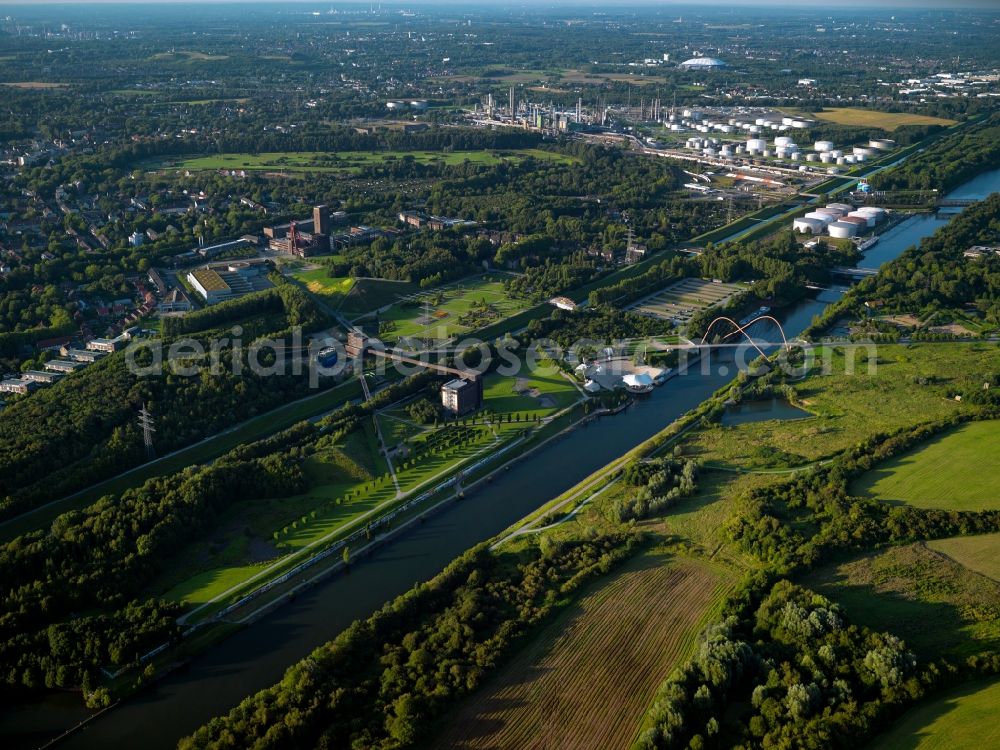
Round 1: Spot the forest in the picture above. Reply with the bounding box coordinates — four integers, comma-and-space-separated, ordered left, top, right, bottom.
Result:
0, 282, 330, 520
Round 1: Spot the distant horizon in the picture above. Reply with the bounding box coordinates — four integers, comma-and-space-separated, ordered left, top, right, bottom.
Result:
1, 0, 998, 9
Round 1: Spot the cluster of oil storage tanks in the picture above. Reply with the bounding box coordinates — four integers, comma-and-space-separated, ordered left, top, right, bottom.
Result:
676, 112, 896, 170
793, 203, 887, 238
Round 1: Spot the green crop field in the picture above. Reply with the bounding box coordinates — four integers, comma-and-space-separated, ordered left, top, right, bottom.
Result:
150, 148, 577, 174
683, 344, 995, 471
799, 542, 1000, 658
808, 107, 956, 131
868, 678, 1000, 750
853, 420, 1000, 510
368, 274, 533, 345
928, 533, 1000, 582
431, 552, 731, 750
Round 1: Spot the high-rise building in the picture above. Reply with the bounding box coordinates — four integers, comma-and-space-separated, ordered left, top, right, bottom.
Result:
313, 205, 330, 235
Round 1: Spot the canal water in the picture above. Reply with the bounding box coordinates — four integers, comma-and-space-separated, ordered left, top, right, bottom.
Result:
721, 398, 812, 426
6, 168, 999, 750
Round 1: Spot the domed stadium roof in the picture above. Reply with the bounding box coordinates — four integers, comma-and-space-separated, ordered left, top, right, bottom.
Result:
679, 57, 726, 69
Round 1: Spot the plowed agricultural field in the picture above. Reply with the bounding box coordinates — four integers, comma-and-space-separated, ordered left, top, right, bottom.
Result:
430, 553, 729, 750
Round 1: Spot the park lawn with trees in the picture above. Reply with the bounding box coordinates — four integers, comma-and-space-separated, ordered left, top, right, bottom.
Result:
155, 149, 578, 174
852, 420, 1000, 510
867, 677, 1000, 750
156, 370, 575, 615
369, 274, 532, 344
681, 344, 994, 470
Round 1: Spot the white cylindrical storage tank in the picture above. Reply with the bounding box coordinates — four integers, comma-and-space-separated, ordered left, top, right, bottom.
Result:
747, 138, 767, 152
820, 152, 833, 163
670, 124, 682, 131
799, 165, 809, 172
720, 145, 733, 156
814, 140, 835, 152
763, 149, 773, 158
792, 120, 808, 128
830, 149, 844, 158
749, 125, 761, 134
774, 136, 793, 147
855, 153, 866, 162
870, 139, 895, 150
845, 155, 856, 164
755, 118, 766, 126
856, 206, 886, 221
827, 203, 852, 214
804, 211, 835, 225
853, 146, 872, 157
827, 167, 841, 175
782, 117, 794, 126
721, 125, 733, 133
386, 100, 405, 110
703, 147, 717, 156
836, 157, 846, 165
828, 221, 858, 239
409, 100, 429, 110
848, 211, 876, 227
841, 216, 868, 231
806, 153, 818, 162
793, 217, 825, 234
791, 152, 801, 161
735, 146, 745, 154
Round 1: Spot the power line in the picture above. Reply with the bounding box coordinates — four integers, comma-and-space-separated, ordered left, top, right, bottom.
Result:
138, 403, 156, 460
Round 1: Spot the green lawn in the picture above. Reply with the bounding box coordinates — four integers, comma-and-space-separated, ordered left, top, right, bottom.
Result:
150, 149, 577, 174
340, 278, 421, 316
370, 274, 532, 345
868, 678, 1000, 750
482, 362, 581, 417
853, 420, 1000, 510
928, 533, 1000, 581
290, 267, 356, 307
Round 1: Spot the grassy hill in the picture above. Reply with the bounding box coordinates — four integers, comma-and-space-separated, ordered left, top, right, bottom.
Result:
868, 678, 1000, 750
852, 420, 1000, 510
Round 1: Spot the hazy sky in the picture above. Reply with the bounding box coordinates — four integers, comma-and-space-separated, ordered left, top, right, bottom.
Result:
0, 0, 997, 7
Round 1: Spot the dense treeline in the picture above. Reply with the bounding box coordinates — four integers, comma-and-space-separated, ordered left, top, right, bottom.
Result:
870, 115, 1000, 192
0, 285, 331, 520
523, 306, 674, 350
636, 578, 1000, 750
0, 368, 438, 702
179, 531, 643, 749
0, 457, 304, 702
608, 455, 699, 522
810, 193, 1000, 336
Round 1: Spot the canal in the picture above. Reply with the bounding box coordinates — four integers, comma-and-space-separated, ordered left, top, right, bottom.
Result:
6, 168, 999, 750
